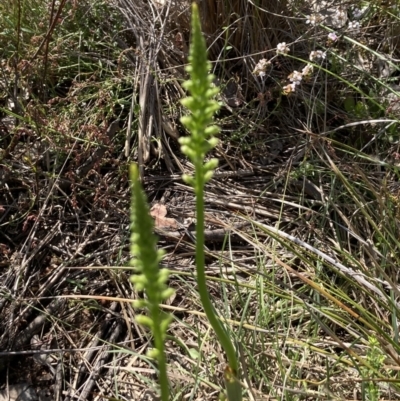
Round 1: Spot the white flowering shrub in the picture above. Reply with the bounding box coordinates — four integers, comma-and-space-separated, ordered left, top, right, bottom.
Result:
249, 1, 400, 145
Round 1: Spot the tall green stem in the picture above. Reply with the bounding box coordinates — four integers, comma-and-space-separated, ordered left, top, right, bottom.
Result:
150, 301, 169, 401
194, 164, 238, 374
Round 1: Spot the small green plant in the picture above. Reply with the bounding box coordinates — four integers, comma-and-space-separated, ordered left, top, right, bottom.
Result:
361, 336, 385, 401
129, 163, 174, 401
129, 3, 241, 400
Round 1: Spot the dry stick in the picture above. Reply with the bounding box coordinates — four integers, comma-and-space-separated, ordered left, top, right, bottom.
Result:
137, 61, 152, 179
41, 0, 58, 103
54, 359, 63, 401
0, 346, 108, 358
125, 87, 136, 157
143, 169, 256, 182
119, 40, 140, 159
155, 222, 250, 243
12, 0, 23, 118
208, 196, 291, 221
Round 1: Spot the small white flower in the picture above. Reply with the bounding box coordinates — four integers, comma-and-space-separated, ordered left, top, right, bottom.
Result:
283, 83, 297, 94
253, 58, 271, 77
348, 20, 361, 32
276, 42, 290, 55
309, 50, 326, 62
288, 70, 302, 85
328, 32, 338, 42
301, 63, 314, 76
306, 14, 319, 26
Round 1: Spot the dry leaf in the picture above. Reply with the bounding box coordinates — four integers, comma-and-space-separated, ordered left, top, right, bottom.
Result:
150, 203, 178, 229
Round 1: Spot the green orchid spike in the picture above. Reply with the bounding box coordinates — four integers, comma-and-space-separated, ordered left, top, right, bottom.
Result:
129, 164, 174, 401
179, 4, 242, 400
